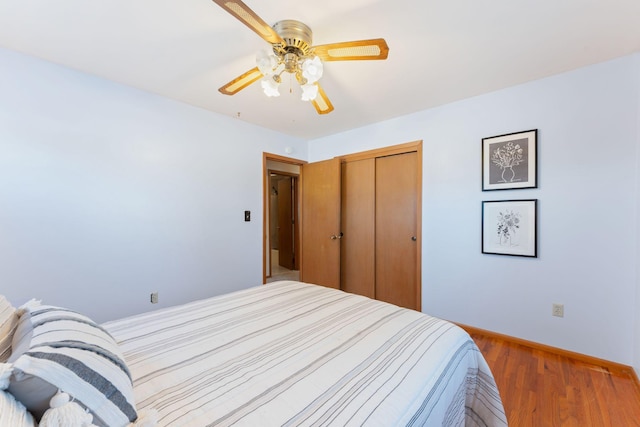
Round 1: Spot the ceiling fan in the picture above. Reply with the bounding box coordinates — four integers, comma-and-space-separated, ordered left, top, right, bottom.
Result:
212, 0, 389, 114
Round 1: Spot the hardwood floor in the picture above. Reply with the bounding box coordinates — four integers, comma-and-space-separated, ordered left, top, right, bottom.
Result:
467, 330, 640, 426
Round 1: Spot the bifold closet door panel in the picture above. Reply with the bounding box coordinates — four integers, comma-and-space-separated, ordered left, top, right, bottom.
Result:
341, 159, 375, 298
375, 152, 419, 310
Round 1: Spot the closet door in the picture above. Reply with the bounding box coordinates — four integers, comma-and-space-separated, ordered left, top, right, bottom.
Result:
375, 152, 419, 310
341, 158, 375, 298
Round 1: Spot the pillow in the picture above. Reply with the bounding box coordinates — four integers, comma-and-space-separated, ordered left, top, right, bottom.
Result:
8, 303, 138, 427
40, 390, 97, 427
0, 295, 18, 362
0, 389, 36, 427
1, 364, 35, 427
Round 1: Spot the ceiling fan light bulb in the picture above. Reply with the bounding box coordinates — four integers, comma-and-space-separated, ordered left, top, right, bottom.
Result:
256, 50, 278, 76
261, 77, 280, 97
301, 83, 319, 101
302, 56, 323, 83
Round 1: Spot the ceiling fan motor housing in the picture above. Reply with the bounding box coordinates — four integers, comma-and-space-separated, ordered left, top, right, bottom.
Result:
272, 20, 313, 57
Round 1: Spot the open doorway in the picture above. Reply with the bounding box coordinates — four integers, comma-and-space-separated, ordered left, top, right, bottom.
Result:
263, 153, 305, 283
268, 171, 299, 282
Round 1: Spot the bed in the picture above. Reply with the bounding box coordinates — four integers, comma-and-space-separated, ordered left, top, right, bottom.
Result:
2, 281, 508, 426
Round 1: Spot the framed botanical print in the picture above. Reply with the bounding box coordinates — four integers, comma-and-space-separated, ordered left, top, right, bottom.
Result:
482, 129, 537, 191
482, 199, 537, 257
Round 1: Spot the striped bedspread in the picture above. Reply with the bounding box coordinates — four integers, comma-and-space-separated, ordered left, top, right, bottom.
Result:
104, 281, 507, 426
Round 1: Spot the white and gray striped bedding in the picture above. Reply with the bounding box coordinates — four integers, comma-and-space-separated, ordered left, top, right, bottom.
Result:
104, 281, 507, 426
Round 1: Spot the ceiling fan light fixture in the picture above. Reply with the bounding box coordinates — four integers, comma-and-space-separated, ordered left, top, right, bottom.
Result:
250, 20, 326, 102
302, 56, 323, 84
256, 50, 278, 76
301, 83, 319, 101
255, 40, 324, 101
261, 76, 280, 97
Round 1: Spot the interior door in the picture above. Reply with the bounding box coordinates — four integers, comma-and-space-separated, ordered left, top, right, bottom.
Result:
277, 177, 294, 270
301, 158, 341, 288
375, 152, 419, 310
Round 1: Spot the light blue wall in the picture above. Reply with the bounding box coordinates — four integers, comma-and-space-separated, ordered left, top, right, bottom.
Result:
309, 54, 640, 369
2, 45, 640, 373
635, 53, 640, 377
0, 47, 306, 323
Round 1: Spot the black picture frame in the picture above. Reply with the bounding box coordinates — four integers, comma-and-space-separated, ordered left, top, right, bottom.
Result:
482, 129, 537, 191
482, 199, 537, 257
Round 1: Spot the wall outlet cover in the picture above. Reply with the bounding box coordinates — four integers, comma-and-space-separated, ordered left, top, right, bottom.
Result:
552, 303, 564, 317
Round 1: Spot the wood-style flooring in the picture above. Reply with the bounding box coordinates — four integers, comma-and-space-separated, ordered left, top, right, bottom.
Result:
266, 249, 299, 283
467, 330, 640, 426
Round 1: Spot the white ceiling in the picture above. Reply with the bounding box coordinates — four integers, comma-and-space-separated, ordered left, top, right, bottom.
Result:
1, 1, 639, 140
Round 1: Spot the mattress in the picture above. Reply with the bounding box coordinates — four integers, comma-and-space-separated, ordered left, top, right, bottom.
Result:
103, 281, 507, 426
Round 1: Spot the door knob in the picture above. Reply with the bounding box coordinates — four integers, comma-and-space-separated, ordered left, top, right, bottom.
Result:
330, 233, 344, 240
411, 236, 417, 241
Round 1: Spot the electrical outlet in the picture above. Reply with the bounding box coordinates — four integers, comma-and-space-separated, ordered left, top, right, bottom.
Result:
150, 292, 159, 304
552, 303, 564, 317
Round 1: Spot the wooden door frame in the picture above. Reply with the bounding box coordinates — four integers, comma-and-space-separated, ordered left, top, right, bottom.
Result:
263, 152, 306, 284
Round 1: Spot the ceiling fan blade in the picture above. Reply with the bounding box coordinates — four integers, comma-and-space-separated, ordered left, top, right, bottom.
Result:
311, 83, 334, 115
312, 38, 389, 61
218, 67, 263, 95
212, 0, 285, 45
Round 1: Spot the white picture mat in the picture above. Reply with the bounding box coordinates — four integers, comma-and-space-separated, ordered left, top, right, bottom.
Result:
482, 200, 537, 257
